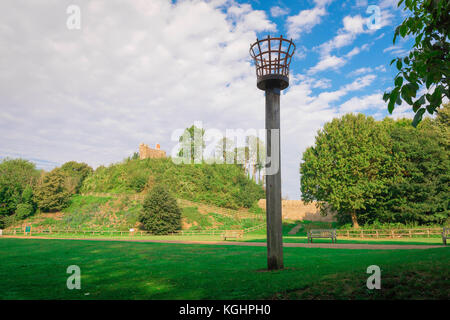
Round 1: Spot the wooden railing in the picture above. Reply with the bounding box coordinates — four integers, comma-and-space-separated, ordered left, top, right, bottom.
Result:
243, 223, 266, 233
2, 224, 265, 237
336, 228, 442, 239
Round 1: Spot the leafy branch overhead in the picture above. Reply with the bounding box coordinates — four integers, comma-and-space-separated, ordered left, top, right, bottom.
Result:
384, 0, 449, 126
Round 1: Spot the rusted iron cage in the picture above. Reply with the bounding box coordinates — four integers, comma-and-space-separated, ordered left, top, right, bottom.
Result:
249, 35, 296, 90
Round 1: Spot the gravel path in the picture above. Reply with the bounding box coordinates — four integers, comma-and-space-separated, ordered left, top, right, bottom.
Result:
1, 235, 445, 250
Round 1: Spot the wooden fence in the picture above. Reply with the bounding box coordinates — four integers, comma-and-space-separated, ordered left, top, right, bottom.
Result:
336, 228, 443, 239
2, 223, 266, 238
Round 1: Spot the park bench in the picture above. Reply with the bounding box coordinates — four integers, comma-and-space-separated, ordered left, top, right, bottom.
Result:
307, 229, 337, 243
442, 227, 450, 245
222, 230, 244, 241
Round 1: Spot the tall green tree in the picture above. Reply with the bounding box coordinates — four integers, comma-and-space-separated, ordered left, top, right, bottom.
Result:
384, 0, 449, 126
300, 114, 396, 228
380, 118, 449, 224
60, 161, 93, 194
34, 168, 71, 212
0, 158, 39, 226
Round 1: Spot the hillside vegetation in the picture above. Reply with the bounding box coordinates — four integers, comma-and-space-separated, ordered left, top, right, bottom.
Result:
81, 158, 264, 210
14, 194, 265, 232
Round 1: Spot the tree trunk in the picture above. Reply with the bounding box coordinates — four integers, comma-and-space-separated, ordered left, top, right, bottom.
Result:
351, 211, 359, 228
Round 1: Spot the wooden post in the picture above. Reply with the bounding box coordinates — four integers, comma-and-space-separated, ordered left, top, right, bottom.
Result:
265, 88, 283, 270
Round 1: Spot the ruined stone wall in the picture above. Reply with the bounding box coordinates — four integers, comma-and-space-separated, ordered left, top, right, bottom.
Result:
139, 143, 166, 160
258, 199, 335, 222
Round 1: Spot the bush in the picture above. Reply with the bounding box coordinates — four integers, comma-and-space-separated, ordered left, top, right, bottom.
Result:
60, 161, 93, 194
139, 185, 182, 234
0, 158, 39, 220
34, 168, 71, 212
15, 203, 34, 220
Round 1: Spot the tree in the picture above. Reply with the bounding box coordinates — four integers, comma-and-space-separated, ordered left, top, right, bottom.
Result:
34, 168, 71, 212
139, 184, 182, 234
384, 0, 449, 127
178, 125, 206, 163
131, 152, 139, 160
215, 137, 235, 164
0, 158, 39, 227
60, 161, 93, 194
300, 114, 395, 228
379, 118, 449, 224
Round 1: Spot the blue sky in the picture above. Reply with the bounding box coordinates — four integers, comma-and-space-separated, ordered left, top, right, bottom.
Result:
0, 0, 416, 199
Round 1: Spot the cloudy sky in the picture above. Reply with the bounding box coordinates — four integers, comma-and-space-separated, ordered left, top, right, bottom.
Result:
0, 0, 416, 199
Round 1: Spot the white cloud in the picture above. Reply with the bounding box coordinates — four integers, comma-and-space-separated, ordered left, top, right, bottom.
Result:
383, 45, 409, 56
286, 0, 333, 40
270, 6, 289, 17
347, 65, 386, 77
308, 55, 346, 74
340, 93, 385, 113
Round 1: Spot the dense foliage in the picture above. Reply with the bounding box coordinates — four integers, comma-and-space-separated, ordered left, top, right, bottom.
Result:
0, 159, 40, 228
300, 114, 396, 227
34, 168, 72, 212
139, 185, 182, 234
81, 158, 264, 209
60, 161, 93, 194
384, 0, 449, 126
301, 110, 449, 227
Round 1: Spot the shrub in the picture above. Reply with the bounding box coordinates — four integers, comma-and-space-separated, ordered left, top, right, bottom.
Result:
0, 158, 39, 221
60, 161, 93, 194
15, 203, 34, 220
34, 168, 71, 212
139, 185, 182, 234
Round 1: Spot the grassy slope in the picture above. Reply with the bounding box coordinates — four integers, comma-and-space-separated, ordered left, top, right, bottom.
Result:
0, 238, 448, 300
80, 158, 264, 210
14, 194, 265, 232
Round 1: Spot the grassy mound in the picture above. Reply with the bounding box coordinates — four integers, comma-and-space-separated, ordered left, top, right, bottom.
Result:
81, 158, 264, 210
16, 194, 265, 232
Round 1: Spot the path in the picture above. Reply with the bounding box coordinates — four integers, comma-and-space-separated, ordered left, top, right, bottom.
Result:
288, 223, 303, 235
1, 235, 445, 250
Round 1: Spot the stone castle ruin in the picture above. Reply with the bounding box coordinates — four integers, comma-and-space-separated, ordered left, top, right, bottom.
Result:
139, 143, 166, 160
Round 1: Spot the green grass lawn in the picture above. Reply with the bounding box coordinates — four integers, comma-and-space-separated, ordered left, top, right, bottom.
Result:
0, 238, 448, 300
